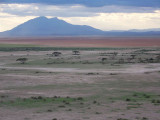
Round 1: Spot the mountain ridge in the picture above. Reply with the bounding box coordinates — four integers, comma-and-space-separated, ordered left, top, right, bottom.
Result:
0, 17, 160, 37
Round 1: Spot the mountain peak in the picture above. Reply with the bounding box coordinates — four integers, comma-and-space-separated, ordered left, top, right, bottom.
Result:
37, 16, 48, 19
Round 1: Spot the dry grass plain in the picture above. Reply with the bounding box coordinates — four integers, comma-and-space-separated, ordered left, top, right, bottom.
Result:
0, 37, 160, 47
0, 37, 160, 120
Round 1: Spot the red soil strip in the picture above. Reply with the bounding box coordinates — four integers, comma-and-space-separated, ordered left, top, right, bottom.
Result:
0, 37, 160, 47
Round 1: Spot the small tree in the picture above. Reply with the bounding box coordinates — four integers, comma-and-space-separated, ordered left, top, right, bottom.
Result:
149, 58, 154, 63
52, 52, 62, 57
16, 58, 28, 64
113, 52, 118, 56
72, 50, 80, 55
131, 54, 136, 59
101, 58, 107, 64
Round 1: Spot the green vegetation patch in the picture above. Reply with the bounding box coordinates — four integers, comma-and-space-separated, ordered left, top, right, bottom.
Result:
112, 92, 160, 103
0, 44, 134, 51
0, 96, 83, 108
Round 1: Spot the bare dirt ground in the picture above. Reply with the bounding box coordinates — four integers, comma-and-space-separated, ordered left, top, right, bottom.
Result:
0, 44, 160, 120
0, 37, 160, 47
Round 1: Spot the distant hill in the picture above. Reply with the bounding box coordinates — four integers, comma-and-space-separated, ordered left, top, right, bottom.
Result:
0, 17, 105, 37
0, 17, 160, 37
128, 28, 160, 32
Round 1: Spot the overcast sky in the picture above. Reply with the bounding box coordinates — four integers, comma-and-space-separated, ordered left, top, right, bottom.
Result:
0, 0, 160, 32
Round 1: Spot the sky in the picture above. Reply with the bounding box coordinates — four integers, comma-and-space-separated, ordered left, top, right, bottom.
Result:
0, 0, 160, 32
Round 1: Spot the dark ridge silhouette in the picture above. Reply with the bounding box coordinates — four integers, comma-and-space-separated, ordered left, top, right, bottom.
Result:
0, 16, 160, 37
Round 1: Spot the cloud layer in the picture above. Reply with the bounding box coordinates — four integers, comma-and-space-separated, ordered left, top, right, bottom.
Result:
0, 0, 160, 7
0, 4, 159, 18
60, 12, 160, 31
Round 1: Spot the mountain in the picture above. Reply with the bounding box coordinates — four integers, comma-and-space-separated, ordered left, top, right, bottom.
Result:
0, 17, 105, 37
0, 16, 160, 37
128, 28, 160, 32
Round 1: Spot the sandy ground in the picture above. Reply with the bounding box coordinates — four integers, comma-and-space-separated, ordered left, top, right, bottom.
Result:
1, 63, 160, 74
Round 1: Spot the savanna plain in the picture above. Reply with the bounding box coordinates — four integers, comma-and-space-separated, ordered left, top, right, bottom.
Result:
0, 37, 160, 120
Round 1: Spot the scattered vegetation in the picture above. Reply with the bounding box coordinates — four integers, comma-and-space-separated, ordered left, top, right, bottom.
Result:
16, 58, 28, 64
0, 46, 160, 120
0, 45, 129, 51
0, 96, 79, 108
112, 92, 160, 103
